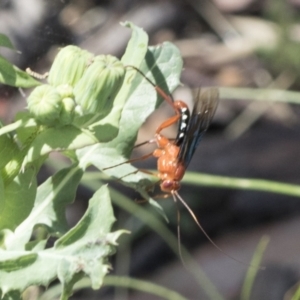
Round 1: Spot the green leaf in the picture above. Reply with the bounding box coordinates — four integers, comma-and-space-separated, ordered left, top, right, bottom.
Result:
1, 290, 22, 300
0, 117, 37, 138
15, 112, 39, 145
55, 185, 126, 293
121, 21, 149, 65
56, 185, 116, 248
0, 176, 3, 209
0, 34, 15, 50
0, 55, 40, 88
0, 185, 125, 298
0, 131, 19, 170
0, 253, 37, 272
3, 166, 83, 250
0, 168, 37, 231
1, 149, 31, 187
22, 125, 100, 167
0, 114, 44, 185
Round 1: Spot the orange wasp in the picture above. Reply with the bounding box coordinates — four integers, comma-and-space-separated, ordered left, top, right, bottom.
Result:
105, 66, 221, 248
105, 67, 263, 268
126, 66, 218, 195
126, 67, 221, 247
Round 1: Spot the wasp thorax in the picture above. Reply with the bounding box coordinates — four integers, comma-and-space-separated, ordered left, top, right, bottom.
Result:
73, 54, 125, 116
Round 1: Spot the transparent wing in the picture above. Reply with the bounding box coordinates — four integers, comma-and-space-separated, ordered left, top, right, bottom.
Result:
177, 88, 219, 167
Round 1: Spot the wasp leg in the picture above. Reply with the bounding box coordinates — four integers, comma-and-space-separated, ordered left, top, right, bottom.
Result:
134, 139, 156, 148
103, 152, 154, 170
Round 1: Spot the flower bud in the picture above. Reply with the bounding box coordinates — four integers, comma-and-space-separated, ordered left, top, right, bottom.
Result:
74, 55, 125, 115
59, 97, 76, 125
56, 84, 74, 99
48, 45, 94, 87
27, 85, 62, 125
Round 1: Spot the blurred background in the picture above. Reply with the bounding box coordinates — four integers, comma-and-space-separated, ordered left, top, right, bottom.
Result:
1, 0, 300, 299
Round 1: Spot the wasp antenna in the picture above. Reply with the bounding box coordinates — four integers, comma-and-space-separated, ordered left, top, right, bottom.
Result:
125, 65, 176, 109
125, 65, 156, 87
172, 193, 188, 268
103, 152, 154, 170
173, 191, 265, 270
134, 138, 156, 149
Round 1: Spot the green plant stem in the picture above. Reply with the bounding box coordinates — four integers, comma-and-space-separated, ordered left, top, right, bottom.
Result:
59, 291, 69, 300
0, 118, 38, 136
0, 119, 22, 135
183, 172, 300, 197
240, 236, 270, 300
104, 276, 188, 300
291, 284, 300, 300
83, 170, 300, 199
219, 87, 300, 104
39, 276, 189, 300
